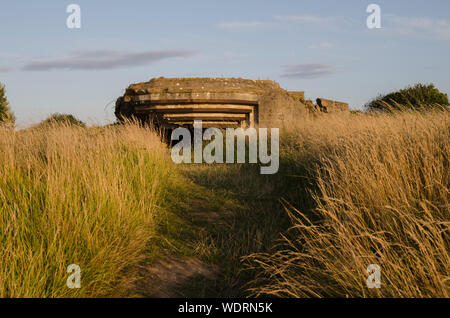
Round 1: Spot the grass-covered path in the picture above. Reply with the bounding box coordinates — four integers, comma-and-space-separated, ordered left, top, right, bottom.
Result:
127, 164, 293, 298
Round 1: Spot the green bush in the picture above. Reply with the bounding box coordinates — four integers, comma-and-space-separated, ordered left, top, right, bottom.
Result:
366, 83, 449, 112
0, 83, 15, 125
41, 113, 86, 127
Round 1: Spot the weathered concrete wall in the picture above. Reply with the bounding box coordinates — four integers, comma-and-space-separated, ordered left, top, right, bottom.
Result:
258, 92, 307, 128
316, 98, 350, 113
131, 91, 259, 128
287, 91, 305, 101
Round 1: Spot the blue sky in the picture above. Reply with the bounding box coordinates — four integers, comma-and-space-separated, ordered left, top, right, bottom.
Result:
1, 0, 449, 126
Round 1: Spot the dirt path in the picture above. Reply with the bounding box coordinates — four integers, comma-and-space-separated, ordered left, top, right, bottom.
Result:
131, 255, 219, 298
128, 189, 236, 298
126, 164, 288, 298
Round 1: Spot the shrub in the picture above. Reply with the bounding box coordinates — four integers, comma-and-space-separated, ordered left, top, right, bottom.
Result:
0, 83, 15, 125
41, 113, 86, 127
365, 83, 449, 112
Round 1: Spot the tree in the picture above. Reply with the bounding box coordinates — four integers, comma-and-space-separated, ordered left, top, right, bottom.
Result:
0, 82, 15, 124
365, 83, 449, 112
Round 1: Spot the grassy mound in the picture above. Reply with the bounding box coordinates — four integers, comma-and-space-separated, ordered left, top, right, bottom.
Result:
0, 123, 173, 297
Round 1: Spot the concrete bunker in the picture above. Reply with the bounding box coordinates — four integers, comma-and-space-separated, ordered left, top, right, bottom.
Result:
115, 77, 349, 129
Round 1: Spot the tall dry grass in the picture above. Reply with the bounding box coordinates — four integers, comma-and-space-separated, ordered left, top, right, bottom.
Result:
1, 111, 448, 298
0, 123, 172, 297
246, 111, 450, 297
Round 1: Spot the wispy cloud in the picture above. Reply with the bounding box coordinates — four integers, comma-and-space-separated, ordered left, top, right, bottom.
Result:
386, 15, 450, 41
216, 21, 273, 30
217, 15, 355, 31
223, 51, 253, 59
281, 63, 335, 79
274, 15, 355, 28
275, 15, 331, 23
22, 49, 196, 71
0, 66, 13, 72
307, 42, 334, 49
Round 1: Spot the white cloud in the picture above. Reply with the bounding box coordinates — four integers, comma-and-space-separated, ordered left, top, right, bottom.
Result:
274, 15, 355, 29
217, 15, 355, 31
386, 15, 450, 41
274, 15, 330, 23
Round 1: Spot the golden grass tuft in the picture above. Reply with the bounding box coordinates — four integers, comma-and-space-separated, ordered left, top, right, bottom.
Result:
246, 111, 450, 297
0, 123, 172, 297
